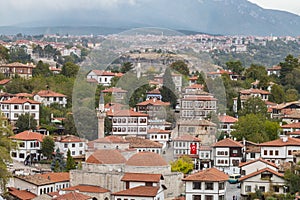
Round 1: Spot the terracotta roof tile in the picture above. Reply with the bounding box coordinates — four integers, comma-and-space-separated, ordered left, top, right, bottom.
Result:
239, 88, 270, 95
218, 115, 238, 123
239, 168, 283, 182
55, 135, 85, 143
1, 62, 35, 68
62, 184, 110, 193
281, 122, 300, 128
93, 135, 128, 143
136, 98, 170, 106
89, 70, 120, 76
185, 84, 204, 89
8, 187, 37, 200
53, 191, 91, 200
125, 137, 163, 148
259, 137, 300, 147
182, 96, 217, 101
147, 89, 161, 94
212, 138, 243, 147
102, 87, 127, 93
15, 93, 33, 97
126, 152, 167, 166
112, 186, 159, 197
35, 90, 66, 97
183, 168, 228, 181
86, 149, 126, 164
10, 131, 44, 142
1, 97, 40, 104
189, 76, 198, 81
15, 172, 69, 186
239, 158, 278, 169
121, 173, 163, 182
0, 79, 10, 85
107, 109, 148, 117
208, 70, 233, 75
147, 128, 171, 134
173, 134, 201, 142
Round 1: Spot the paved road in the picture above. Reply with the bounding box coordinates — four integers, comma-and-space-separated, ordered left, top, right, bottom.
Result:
226, 182, 241, 200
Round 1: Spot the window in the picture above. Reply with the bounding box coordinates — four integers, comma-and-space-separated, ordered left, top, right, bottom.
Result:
259, 186, 265, 192
19, 153, 25, 158
219, 182, 224, 190
72, 151, 75, 155
245, 185, 251, 192
14, 113, 19, 118
11, 152, 17, 157
193, 195, 201, 200
275, 150, 279, 156
205, 195, 213, 200
19, 142, 25, 148
250, 152, 255, 158
273, 185, 280, 192
31, 105, 36, 110
72, 143, 75, 148
261, 172, 273, 180
288, 150, 292, 155
193, 182, 201, 189
64, 144, 68, 148
205, 182, 213, 190
264, 150, 267, 155
24, 105, 29, 110
14, 105, 19, 110
145, 182, 153, 186
219, 195, 225, 200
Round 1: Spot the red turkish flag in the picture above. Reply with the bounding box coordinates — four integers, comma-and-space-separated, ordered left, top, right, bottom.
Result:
190, 143, 197, 154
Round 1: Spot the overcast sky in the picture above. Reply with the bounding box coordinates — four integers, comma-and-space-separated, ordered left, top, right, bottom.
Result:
248, 0, 300, 15
0, 0, 299, 26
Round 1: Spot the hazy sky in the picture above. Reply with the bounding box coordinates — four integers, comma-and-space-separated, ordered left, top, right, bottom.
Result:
0, 0, 299, 26
248, 0, 300, 15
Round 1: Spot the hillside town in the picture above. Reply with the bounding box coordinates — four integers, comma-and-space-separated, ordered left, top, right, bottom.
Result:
1, 32, 300, 200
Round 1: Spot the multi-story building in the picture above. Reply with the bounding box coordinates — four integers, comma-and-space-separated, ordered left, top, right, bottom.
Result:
146, 89, 162, 100
267, 65, 281, 77
212, 138, 244, 174
33, 90, 67, 107
125, 137, 163, 154
54, 135, 86, 158
102, 87, 128, 103
9, 130, 44, 163
0, 62, 35, 79
107, 109, 148, 137
239, 158, 279, 176
0, 97, 40, 124
147, 128, 171, 149
218, 115, 238, 135
183, 168, 228, 200
86, 70, 123, 86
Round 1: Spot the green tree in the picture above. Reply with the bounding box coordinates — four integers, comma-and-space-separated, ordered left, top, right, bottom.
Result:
15, 113, 37, 132
170, 60, 189, 76
61, 62, 79, 77
280, 54, 300, 86
245, 64, 269, 89
9, 45, 32, 63
120, 62, 134, 73
51, 148, 66, 172
41, 136, 54, 159
0, 44, 9, 62
63, 113, 77, 135
160, 67, 177, 108
285, 89, 299, 102
225, 60, 244, 75
238, 97, 268, 117
33, 60, 52, 77
270, 84, 285, 103
284, 166, 300, 195
65, 149, 76, 172
104, 116, 112, 135
0, 116, 15, 191
170, 155, 194, 174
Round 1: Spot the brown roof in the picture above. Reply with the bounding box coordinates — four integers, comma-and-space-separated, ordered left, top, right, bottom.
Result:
125, 137, 163, 148
1, 97, 40, 104
147, 128, 171, 134
147, 89, 161, 94
183, 96, 217, 101
10, 130, 44, 142
281, 122, 300, 128
62, 184, 110, 193
8, 187, 37, 200
112, 186, 159, 197
35, 90, 66, 97
218, 115, 238, 123
86, 149, 126, 164
1, 62, 35, 68
239, 168, 283, 182
15, 172, 69, 186
136, 98, 170, 106
259, 137, 300, 147
15, 93, 33, 98
93, 135, 128, 143
53, 191, 91, 200
102, 87, 127, 93
121, 173, 163, 182
239, 158, 278, 169
287, 131, 300, 135
212, 138, 243, 147
208, 69, 233, 75
89, 70, 116, 76
173, 134, 201, 142
55, 135, 85, 143
189, 76, 198, 81
126, 152, 167, 166
240, 88, 270, 95
185, 84, 204, 89
0, 79, 10, 85
183, 168, 228, 181
107, 109, 148, 117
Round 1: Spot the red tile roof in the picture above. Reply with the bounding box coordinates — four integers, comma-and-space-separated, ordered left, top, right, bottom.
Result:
281, 122, 300, 128
239, 168, 283, 182
107, 109, 148, 117
86, 149, 126, 164
15, 172, 69, 186
89, 70, 118, 76
125, 137, 163, 148
287, 131, 300, 135
183, 168, 228, 181
93, 135, 128, 143
212, 138, 243, 147
53, 191, 91, 200
136, 98, 170, 106
10, 131, 44, 142
1, 62, 35, 68
0, 79, 10, 85
15, 93, 33, 98
239, 88, 270, 95
102, 87, 127, 93
208, 69, 233, 75
183, 96, 217, 101
39, 172, 70, 183
121, 173, 163, 182
55, 135, 85, 143
147, 89, 161, 94
185, 84, 204, 89
218, 115, 238, 123
126, 152, 167, 166
8, 187, 37, 200
35, 90, 66, 97
173, 134, 201, 142
189, 76, 198, 81
147, 128, 171, 134
63, 184, 110, 193
1, 97, 40, 104
259, 137, 300, 147
239, 158, 278, 169
112, 186, 159, 197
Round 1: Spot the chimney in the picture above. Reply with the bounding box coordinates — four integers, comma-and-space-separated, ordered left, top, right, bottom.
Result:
282, 136, 288, 142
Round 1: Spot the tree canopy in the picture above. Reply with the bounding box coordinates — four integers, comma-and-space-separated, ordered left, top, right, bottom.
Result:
225, 60, 244, 75
15, 113, 37, 132
41, 136, 55, 159
66, 149, 76, 172
51, 148, 66, 172
238, 97, 268, 117
170, 60, 189, 76
160, 67, 177, 108
171, 155, 194, 174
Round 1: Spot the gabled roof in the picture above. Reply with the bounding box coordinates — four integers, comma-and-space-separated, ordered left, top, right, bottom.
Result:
208, 69, 233, 75
112, 186, 159, 197
15, 172, 69, 186
239, 158, 278, 169
125, 137, 163, 148
107, 109, 148, 117
281, 122, 300, 129
183, 168, 228, 181
182, 96, 217, 101
8, 187, 37, 200
88, 70, 120, 77
147, 128, 171, 134
62, 184, 110, 193
35, 90, 66, 97
102, 87, 127, 93
189, 76, 198, 81
212, 138, 243, 147
15, 93, 33, 98
53, 191, 91, 200
239, 168, 284, 182
239, 88, 270, 95
259, 137, 300, 147
147, 89, 161, 94
93, 135, 128, 144
55, 135, 85, 143
218, 115, 238, 123
10, 131, 44, 142
185, 84, 204, 89
136, 98, 170, 106
1, 62, 35, 68
126, 152, 167, 166
0, 79, 10, 85
1, 97, 40, 104
121, 173, 163, 183
173, 134, 201, 142
86, 149, 126, 164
